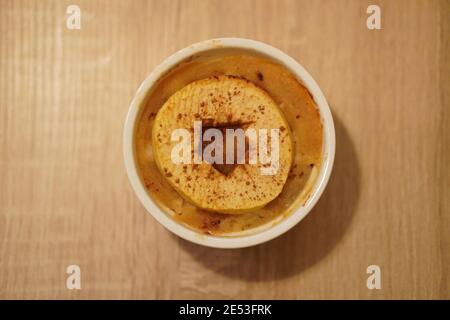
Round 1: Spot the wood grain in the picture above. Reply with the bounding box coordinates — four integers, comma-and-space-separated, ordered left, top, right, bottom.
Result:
0, 0, 449, 299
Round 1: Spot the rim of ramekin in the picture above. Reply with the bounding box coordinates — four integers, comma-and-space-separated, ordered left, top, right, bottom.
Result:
123, 38, 335, 249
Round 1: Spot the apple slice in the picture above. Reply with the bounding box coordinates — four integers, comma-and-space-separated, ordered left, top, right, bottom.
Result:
152, 75, 293, 214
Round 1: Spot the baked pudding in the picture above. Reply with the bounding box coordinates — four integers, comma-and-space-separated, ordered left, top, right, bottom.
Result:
135, 49, 323, 235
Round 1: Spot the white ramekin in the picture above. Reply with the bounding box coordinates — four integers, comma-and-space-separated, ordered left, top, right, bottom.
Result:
123, 38, 335, 249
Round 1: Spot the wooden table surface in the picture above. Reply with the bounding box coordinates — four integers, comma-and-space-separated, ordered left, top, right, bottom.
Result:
1, 0, 449, 299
